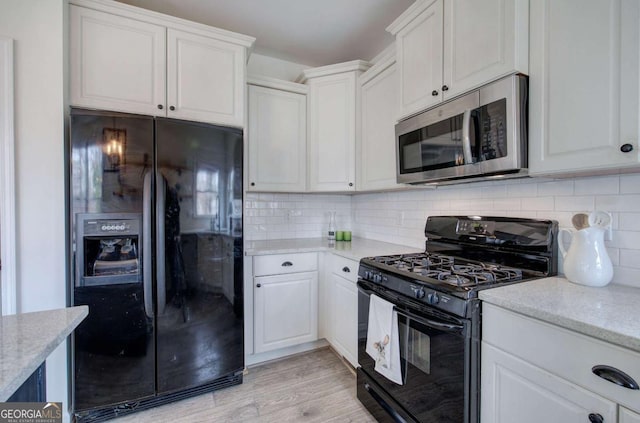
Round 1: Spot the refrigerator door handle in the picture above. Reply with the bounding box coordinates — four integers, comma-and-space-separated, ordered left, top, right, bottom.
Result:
142, 172, 154, 318
156, 172, 167, 316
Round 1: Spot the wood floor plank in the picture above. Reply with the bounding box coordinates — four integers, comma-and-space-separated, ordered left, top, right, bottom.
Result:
112, 348, 373, 422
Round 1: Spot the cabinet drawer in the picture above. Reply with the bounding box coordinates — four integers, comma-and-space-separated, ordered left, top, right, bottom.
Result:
483, 304, 640, 413
253, 252, 317, 276
331, 255, 358, 283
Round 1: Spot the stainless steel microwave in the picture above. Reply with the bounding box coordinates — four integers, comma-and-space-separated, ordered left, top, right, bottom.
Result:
396, 74, 528, 184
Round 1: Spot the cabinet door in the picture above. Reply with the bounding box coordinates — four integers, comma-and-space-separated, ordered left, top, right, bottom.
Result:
248, 85, 307, 192
359, 62, 403, 191
308, 72, 357, 192
329, 273, 358, 367
621, 408, 640, 423
167, 29, 245, 127
529, 0, 640, 176
481, 342, 617, 423
254, 272, 318, 353
395, 0, 443, 119
70, 6, 166, 116
442, 0, 528, 99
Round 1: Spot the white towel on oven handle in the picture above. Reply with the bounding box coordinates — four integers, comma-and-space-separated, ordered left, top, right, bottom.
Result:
365, 294, 403, 385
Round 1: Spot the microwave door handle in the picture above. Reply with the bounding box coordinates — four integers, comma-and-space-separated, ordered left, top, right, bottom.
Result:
142, 172, 154, 318
156, 172, 167, 316
462, 109, 474, 164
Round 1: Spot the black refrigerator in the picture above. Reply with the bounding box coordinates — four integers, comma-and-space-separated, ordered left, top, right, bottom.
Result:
68, 108, 244, 422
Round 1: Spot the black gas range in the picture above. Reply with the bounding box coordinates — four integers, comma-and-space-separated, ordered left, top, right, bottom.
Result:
356, 216, 558, 423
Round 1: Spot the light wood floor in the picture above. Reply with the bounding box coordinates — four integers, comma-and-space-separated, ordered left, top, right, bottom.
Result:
115, 348, 376, 422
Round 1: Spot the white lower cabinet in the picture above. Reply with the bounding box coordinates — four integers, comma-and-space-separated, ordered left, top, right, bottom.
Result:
481, 342, 616, 423
621, 408, 640, 423
252, 253, 318, 354
327, 256, 359, 367
481, 303, 640, 423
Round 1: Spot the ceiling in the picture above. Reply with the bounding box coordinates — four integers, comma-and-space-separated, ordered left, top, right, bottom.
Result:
114, 0, 414, 67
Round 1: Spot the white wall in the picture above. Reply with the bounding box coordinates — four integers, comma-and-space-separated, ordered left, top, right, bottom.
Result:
244, 192, 351, 240
0, 0, 68, 414
245, 173, 640, 289
247, 53, 310, 81
352, 174, 640, 289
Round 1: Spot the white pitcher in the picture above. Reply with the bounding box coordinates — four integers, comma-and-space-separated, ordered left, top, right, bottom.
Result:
558, 227, 613, 287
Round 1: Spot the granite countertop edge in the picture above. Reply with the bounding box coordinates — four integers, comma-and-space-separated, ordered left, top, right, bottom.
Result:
479, 277, 640, 354
0, 306, 89, 401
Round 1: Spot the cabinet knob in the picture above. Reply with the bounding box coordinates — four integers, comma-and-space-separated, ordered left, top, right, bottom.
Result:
250, 182, 255, 186
281, 261, 293, 267
588, 414, 603, 423
349, 182, 354, 187
621, 143, 634, 153
442, 85, 449, 92
256, 283, 261, 288
169, 106, 176, 111
432, 90, 439, 96
342, 266, 351, 273
157, 104, 164, 110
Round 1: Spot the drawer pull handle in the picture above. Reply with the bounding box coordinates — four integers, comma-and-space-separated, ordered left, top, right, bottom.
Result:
256, 283, 261, 288
588, 413, 603, 423
592, 365, 639, 390
281, 261, 293, 267
342, 266, 351, 273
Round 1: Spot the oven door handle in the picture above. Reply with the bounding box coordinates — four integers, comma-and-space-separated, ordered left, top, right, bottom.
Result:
395, 308, 465, 333
358, 284, 465, 334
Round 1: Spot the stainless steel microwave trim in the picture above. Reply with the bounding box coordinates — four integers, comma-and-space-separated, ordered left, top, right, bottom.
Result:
396, 74, 528, 185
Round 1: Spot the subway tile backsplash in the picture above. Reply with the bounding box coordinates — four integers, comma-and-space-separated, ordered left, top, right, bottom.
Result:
244, 174, 640, 288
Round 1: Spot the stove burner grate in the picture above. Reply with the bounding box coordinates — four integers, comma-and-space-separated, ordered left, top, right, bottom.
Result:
372, 253, 524, 288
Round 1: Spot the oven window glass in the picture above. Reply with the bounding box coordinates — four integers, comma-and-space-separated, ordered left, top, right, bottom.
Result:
399, 320, 431, 375
398, 113, 478, 174
478, 98, 508, 161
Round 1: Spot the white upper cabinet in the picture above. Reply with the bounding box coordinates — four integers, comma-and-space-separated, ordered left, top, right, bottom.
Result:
387, 0, 529, 120
528, 0, 640, 176
70, 6, 166, 116
247, 77, 308, 192
358, 54, 404, 191
70, 0, 254, 127
302, 61, 371, 192
166, 29, 246, 127
392, 0, 444, 117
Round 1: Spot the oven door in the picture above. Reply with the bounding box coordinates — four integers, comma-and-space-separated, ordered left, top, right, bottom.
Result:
357, 281, 474, 423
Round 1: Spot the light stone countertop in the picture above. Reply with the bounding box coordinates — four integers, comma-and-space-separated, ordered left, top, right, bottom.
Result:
479, 277, 640, 353
0, 306, 89, 401
245, 237, 422, 262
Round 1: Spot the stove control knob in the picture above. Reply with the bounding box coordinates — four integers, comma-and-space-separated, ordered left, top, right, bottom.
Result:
372, 273, 382, 283
427, 292, 440, 305
414, 288, 425, 299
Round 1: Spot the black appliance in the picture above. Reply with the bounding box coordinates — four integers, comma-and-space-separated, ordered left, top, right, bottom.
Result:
68, 108, 244, 422
357, 216, 557, 423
